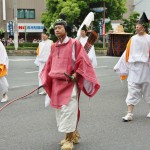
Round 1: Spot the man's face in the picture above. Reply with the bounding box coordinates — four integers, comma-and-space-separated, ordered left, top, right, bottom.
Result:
54, 25, 67, 38
41, 33, 48, 41
135, 24, 145, 34
80, 30, 86, 37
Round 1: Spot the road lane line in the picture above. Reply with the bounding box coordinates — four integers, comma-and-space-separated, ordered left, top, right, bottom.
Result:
9, 84, 38, 89
9, 59, 35, 62
96, 56, 119, 59
25, 71, 38, 74
95, 66, 108, 68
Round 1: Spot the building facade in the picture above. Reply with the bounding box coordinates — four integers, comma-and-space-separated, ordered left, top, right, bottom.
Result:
111, 0, 134, 30
111, 0, 150, 30
123, 0, 134, 19
0, 0, 46, 41
133, 0, 150, 20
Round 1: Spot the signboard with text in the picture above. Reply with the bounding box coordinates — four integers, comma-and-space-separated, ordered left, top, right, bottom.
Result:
7, 23, 44, 33
99, 20, 103, 36
8, 21, 14, 36
102, 23, 105, 35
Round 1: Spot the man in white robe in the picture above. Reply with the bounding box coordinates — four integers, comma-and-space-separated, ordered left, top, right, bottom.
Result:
114, 12, 150, 122
34, 28, 53, 95
0, 41, 9, 102
78, 25, 97, 68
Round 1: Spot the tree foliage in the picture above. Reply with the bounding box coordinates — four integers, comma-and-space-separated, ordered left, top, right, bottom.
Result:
0, 28, 5, 35
121, 12, 140, 34
41, 0, 127, 34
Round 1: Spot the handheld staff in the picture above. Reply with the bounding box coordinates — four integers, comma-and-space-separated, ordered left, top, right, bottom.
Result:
64, 72, 74, 80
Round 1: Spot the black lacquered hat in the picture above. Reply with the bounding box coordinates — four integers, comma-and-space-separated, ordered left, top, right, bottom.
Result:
50, 13, 71, 34
138, 12, 149, 28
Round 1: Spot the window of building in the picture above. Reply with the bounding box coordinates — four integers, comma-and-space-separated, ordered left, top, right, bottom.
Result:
17, 9, 35, 19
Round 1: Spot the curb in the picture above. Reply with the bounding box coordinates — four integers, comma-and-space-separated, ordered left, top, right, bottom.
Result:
7, 50, 36, 56
7, 50, 107, 56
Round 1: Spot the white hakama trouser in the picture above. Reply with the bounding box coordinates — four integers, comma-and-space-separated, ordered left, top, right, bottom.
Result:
114, 56, 150, 106
126, 62, 150, 106
126, 82, 150, 105
55, 85, 78, 133
38, 62, 45, 87
114, 52, 150, 105
0, 76, 9, 96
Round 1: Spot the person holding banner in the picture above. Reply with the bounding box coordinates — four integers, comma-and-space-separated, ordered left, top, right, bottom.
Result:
79, 25, 97, 68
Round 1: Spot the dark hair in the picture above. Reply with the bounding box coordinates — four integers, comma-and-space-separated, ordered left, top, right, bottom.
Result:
42, 27, 49, 36
81, 25, 88, 32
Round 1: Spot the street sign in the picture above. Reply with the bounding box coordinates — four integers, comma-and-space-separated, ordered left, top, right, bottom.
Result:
92, 7, 107, 13
8, 21, 14, 36
105, 18, 110, 23
99, 20, 103, 36
102, 23, 105, 35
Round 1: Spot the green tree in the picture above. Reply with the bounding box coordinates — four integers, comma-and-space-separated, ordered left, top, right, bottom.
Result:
121, 12, 140, 34
41, 0, 127, 34
0, 28, 5, 35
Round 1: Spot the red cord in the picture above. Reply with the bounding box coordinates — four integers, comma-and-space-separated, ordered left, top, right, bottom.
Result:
0, 86, 43, 111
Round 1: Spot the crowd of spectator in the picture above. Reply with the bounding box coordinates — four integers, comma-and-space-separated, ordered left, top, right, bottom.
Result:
0, 37, 41, 46
0, 37, 14, 46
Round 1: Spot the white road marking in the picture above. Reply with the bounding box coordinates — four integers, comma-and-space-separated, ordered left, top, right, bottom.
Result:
9, 59, 35, 62
96, 56, 119, 59
25, 71, 38, 74
95, 66, 108, 68
9, 84, 38, 89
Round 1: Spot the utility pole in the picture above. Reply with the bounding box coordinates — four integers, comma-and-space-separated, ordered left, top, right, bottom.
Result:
13, 0, 18, 50
102, 0, 106, 48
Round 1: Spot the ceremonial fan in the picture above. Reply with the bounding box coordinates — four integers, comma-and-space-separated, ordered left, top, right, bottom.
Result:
77, 12, 95, 39
77, 12, 98, 53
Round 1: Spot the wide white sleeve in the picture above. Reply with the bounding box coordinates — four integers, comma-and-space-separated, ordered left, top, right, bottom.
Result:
114, 51, 129, 75
34, 56, 40, 67
0, 42, 9, 69
88, 46, 97, 68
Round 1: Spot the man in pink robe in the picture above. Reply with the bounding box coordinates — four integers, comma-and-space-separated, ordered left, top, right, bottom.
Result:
40, 15, 100, 150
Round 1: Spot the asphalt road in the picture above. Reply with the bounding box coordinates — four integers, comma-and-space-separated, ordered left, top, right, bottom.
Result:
0, 56, 150, 150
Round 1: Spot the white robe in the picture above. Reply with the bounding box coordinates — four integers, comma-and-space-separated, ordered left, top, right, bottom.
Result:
114, 34, 150, 105
0, 41, 9, 96
79, 36, 97, 68
34, 39, 52, 86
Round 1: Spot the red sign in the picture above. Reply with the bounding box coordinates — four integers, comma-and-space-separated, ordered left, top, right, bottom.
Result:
18, 26, 25, 30
102, 23, 105, 35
